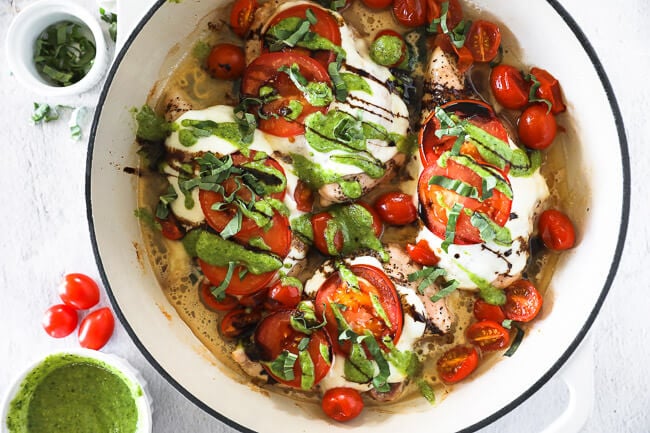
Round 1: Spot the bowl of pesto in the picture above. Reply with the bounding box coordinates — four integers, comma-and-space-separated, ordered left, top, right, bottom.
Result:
2, 349, 152, 433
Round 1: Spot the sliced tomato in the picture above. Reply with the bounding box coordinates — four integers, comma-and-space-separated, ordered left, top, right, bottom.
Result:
265, 5, 342, 67
405, 240, 439, 266
538, 209, 576, 250
220, 308, 262, 339
294, 180, 314, 213
241, 52, 332, 137
199, 280, 239, 311
437, 345, 479, 383
199, 259, 276, 296
473, 298, 506, 322
419, 99, 509, 168
466, 20, 501, 63
466, 320, 510, 352
490, 65, 530, 110
315, 265, 403, 354
156, 214, 185, 240
265, 281, 302, 311
530, 67, 566, 114
230, 0, 258, 38
255, 310, 332, 389
418, 159, 512, 245
503, 279, 543, 322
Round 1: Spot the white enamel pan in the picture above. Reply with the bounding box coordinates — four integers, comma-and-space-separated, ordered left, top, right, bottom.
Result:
86, 0, 630, 431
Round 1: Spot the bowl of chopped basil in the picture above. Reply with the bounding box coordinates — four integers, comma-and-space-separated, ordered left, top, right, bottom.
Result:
5, 0, 108, 97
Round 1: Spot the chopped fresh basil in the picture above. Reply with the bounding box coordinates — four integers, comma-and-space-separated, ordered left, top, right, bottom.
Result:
417, 378, 436, 404
330, 302, 352, 336
469, 211, 513, 246
134, 105, 171, 142
68, 106, 86, 140
328, 60, 348, 102
344, 342, 375, 383
438, 153, 513, 200
383, 338, 420, 377
299, 350, 316, 390
501, 319, 513, 329
429, 175, 479, 199
525, 73, 553, 112
429, 279, 459, 302
442, 202, 464, 253
266, 15, 346, 58
264, 350, 298, 381
134, 208, 161, 231
408, 266, 446, 295
32, 102, 61, 123
454, 261, 506, 305
233, 99, 259, 144
337, 263, 360, 291
99, 8, 117, 42
290, 301, 327, 334
504, 326, 524, 357
297, 337, 310, 352
278, 64, 333, 107
370, 293, 392, 328
320, 342, 331, 366
211, 261, 236, 297
155, 185, 178, 219
363, 332, 391, 392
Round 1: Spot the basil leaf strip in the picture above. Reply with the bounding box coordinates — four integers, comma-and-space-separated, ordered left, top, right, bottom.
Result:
299, 350, 316, 390
429, 175, 479, 199
263, 350, 298, 381
408, 266, 446, 295
417, 379, 436, 404
525, 73, 553, 112
363, 331, 391, 393
442, 203, 464, 253
438, 153, 513, 200
211, 262, 236, 297
278, 63, 333, 107
454, 261, 506, 305
337, 263, 360, 291
429, 279, 459, 302
469, 211, 513, 246
370, 293, 393, 328
504, 326, 525, 357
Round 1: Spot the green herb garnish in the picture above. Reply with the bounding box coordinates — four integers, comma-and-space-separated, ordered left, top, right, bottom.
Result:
99, 8, 117, 42
504, 326, 524, 357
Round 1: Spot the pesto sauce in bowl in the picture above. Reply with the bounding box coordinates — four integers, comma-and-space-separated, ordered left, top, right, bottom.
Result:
4, 352, 149, 433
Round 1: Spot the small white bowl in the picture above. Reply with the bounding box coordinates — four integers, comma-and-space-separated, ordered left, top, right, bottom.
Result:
1, 349, 152, 433
5, 0, 108, 97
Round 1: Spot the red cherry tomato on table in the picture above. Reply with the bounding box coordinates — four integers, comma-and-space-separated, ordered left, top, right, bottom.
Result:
220, 308, 262, 339
437, 345, 479, 383
374, 192, 417, 226
255, 310, 332, 388
206, 43, 245, 80
42, 304, 78, 338
230, 0, 258, 38
503, 279, 543, 322
265, 281, 302, 311
78, 307, 114, 350
466, 320, 510, 352
490, 65, 530, 110
466, 20, 501, 63
321, 387, 364, 422
518, 103, 557, 150
58, 273, 100, 310
530, 67, 566, 114
406, 240, 439, 266
538, 209, 575, 251
473, 298, 506, 322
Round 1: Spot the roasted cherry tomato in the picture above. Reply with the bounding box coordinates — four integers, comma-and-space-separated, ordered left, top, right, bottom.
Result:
362, 0, 393, 9
311, 203, 382, 256
406, 240, 439, 266
392, 0, 427, 27
294, 180, 314, 212
374, 192, 417, 226
465, 20, 501, 62
206, 43, 245, 80
418, 160, 512, 245
78, 307, 115, 350
321, 387, 364, 422
437, 345, 479, 383
220, 308, 262, 339
42, 304, 78, 338
426, 0, 463, 32
315, 264, 403, 354
518, 103, 557, 150
490, 65, 530, 110
473, 298, 506, 322
265, 5, 342, 67
238, 288, 268, 308
265, 281, 302, 311
230, 0, 258, 37
199, 259, 276, 297
419, 100, 509, 167
466, 320, 510, 352
530, 67, 566, 114
156, 213, 185, 240
370, 30, 407, 68
241, 52, 332, 137
199, 280, 239, 311
538, 209, 575, 251
255, 310, 332, 388
58, 273, 100, 310
503, 279, 543, 322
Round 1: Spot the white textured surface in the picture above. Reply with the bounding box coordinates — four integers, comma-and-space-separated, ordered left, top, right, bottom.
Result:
0, 0, 646, 432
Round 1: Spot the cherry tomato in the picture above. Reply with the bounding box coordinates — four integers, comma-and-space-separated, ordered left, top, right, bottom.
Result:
437, 345, 479, 383
426, 0, 463, 32
230, 0, 258, 38
374, 192, 417, 225
466, 320, 510, 352
473, 298, 506, 322
406, 240, 439, 266
206, 43, 245, 80
392, 0, 427, 27
311, 212, 344, 256
42, 304, 78, 338
255, 310, 332, 388
490, 65, 530, 110
294, 180, 314, 213
503, 279, 543, 322
370, 30, 407, 68
265, 281, 302, 311
538, 209, 576, 251
220, 308, 262, 339
156, 214, 185, 240
321, 387, 364, 422
362, 0, 393, 8
241, 52, 332, 137
238, 288, 268, 308
58, 273, 100, 310
265, 5, 342, 67
199, 259, 276, 297
465, 20, 501, 62
199, 280, 238, 311
78, 307, 115, 350
419, 100, 509, 167
518, 103, 557, 150
530, 67, 566, 114
315, 264, 403, 354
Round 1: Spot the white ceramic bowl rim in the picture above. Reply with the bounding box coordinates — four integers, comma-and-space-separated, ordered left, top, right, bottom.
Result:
85, 1, 631, 432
